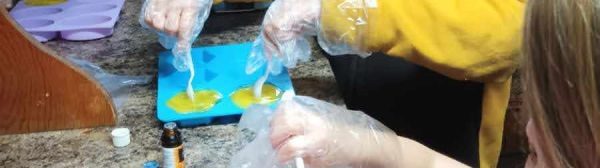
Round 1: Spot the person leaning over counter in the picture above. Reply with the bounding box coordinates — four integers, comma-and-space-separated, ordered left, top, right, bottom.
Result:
266, 0, 600, 167
248, 0, 524, 167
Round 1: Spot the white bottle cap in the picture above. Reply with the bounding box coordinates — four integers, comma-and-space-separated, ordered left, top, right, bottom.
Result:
111, 128, 131, 147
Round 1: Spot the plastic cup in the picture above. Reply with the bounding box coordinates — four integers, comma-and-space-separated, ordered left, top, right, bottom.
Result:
111, 128, 130, 147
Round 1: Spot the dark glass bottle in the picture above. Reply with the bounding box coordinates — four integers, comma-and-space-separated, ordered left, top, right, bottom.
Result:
161, 122, 184, 168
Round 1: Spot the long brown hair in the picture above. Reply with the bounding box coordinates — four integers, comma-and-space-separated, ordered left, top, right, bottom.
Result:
523, 0, 600, 167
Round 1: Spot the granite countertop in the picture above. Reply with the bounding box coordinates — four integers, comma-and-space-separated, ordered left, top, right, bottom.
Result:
0, 1, 342, 167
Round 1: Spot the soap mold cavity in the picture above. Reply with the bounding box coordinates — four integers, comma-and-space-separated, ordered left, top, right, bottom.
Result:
60, 15, 112, 26
15, 19, 58, 41
75, 0, 104, 3
65, 4, 117, 14
8, 0, 125, 42
157, 43, 295, 127
10, 7, 63, 19
16, 19, 54, 29
61, 28, 113, 41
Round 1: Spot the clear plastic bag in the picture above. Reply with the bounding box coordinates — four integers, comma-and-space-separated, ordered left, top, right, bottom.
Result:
229, 96, 403, 168
246, 0, 377, 76
317, 0, 376, 57
245, 0, 319, 76
246, 0, 377, 97
1, 0, 13, 8
229, 105, 283, 168
139, 0, 213, 100
68, 57, 152, 110
139, 0, 213, 72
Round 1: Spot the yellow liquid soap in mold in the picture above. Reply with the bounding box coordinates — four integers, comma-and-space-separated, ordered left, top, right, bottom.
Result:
167, 90, 222, 114
24, 0, 67, 6
231, 84, 281, 109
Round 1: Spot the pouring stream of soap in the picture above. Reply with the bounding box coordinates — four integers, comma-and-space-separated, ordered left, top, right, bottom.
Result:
186, 52, 195, 102
253, 72, 267, 98
252, 61, 271, 98
294, 157, 305, 168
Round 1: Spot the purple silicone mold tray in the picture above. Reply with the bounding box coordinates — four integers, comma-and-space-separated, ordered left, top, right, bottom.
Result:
9, 0, 125, 42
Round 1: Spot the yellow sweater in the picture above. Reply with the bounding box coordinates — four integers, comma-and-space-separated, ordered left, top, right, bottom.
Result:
321, 0, 525, 167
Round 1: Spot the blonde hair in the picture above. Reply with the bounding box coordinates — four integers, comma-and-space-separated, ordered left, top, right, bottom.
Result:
523, 0, 600, 167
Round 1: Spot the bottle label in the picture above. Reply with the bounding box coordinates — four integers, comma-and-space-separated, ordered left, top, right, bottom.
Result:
162, 146, 184, 168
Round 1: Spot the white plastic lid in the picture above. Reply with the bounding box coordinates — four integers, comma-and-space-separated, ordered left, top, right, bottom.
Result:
111, 128, 130, 147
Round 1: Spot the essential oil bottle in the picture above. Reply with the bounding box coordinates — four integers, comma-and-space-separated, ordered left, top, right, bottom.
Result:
161, 122, 184, 168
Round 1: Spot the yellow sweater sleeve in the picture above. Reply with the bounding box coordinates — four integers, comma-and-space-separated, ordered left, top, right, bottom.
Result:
321, 0, 525, 83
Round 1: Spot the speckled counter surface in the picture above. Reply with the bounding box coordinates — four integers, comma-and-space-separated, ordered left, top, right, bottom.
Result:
0, 1, 342, 167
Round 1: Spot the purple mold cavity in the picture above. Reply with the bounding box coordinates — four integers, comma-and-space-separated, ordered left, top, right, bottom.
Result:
9, 0, 125, 42
16, 19, 54, 29
75, 0, 105, 3
60, 28, 113, 41
10, 7, 63, 19
66, 3, 117, 14
60, 15, 111, 26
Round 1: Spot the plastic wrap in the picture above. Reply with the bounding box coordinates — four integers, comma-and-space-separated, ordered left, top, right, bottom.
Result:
2, 0, 13, 8
245, 0, 318, 76
318, 0, 376, 57
140, 0, 213, 100
246, 0, 376, 97
68, 57, 152, 110
140, 0, 212, 72
229, 96, 402, 168
245, 0, 376, 76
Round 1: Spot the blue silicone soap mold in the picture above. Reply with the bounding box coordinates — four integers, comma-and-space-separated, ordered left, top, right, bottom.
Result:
157, 42, 294, 127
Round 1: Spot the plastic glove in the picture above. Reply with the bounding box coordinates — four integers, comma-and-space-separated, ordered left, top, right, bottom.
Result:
1, 0, 12, 8
140, 0, 212, 72
229, 96, 403, 168
140, 0, 212, 100
245, 0, 318, 98
223, 0, 270, 3
246, 0, 375, 75
245, 0, 318, 75
271, 96, 403, 167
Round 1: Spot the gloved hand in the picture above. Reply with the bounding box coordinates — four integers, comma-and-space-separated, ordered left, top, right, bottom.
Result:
268, 96, 403, 167
229, 96, 403, 167
140, 0, 212, 71
223, 0, 270, 3
246, 0, 374, 75
245, 0, 318, 75
1, 0, 12, 8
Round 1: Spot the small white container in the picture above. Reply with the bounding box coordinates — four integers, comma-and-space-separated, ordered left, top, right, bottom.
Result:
111, 128, 130, 147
